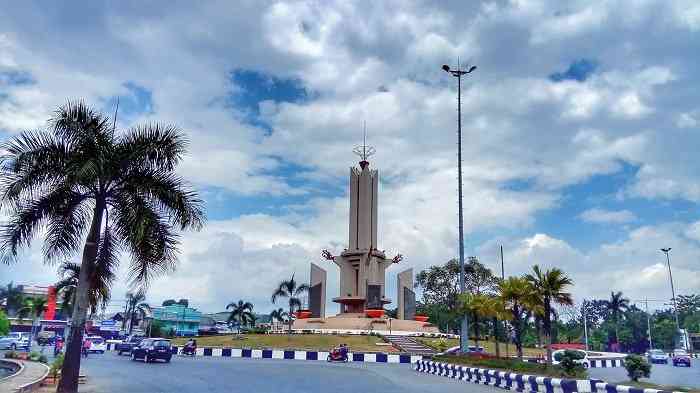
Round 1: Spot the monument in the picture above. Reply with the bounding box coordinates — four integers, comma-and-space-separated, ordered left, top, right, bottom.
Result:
292, 137, 438, 333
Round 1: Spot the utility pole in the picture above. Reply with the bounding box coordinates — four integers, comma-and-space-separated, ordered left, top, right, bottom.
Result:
442, 60, 477, 353
582, 300, 589, 351
660, 248, 681, 338
644, 298, 653, 350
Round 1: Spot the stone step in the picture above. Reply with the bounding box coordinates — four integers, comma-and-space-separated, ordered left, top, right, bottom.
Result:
382, 335, 436, 355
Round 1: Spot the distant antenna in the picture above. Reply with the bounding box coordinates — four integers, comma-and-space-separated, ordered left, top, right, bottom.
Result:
112, 97, 120, 133
352, 121, 376, 167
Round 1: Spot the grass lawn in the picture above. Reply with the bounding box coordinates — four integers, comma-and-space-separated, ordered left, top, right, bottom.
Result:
417, 337, 544, 357
612, 380, 698, 393
172, 334, 395, 353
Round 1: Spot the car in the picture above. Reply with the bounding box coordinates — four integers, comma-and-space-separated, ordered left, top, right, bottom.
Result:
0, 333, 29, 350
672, 349, 691, 367
552, 349, 591, 368
86, 336, 107, 353
647, 349, 669, 364
131, 338, 173, 363
116, 335, 144, 356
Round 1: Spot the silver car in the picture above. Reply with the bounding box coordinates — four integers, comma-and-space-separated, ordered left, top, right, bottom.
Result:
647, 349, 669, 364
0, 332, 29, 350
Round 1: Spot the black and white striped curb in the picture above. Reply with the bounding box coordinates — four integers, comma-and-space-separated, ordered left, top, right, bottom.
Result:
588, 358, 624, 368
106, 343, 423, 364
415, 360, 683, 393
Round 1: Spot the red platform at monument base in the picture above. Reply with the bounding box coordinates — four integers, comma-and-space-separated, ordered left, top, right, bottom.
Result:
549, 343, 585, 350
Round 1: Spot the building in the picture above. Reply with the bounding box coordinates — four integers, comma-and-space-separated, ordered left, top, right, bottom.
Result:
151, 304, 201, 337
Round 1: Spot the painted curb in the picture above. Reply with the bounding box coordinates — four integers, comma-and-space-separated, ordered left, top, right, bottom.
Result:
415, 360, 685, 393
106, 343, 424, 364
0, 359, 24, 383
16, 362, 50, 393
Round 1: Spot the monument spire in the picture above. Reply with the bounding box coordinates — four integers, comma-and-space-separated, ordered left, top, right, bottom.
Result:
352, 121, 375, 169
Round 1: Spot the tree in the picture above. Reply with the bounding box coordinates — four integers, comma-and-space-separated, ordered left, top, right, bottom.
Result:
125, 290, 147, 335
0, 101, 205, 393
270, 308, 288, 330
0, 282, 24, 316
0, 310, 10, 336
604, 291, 629, 348
162, 299, 177, 306
499, 277, 538, 359
271, 274, 309, 333
226, 300, 254, 333
177, 299, 189, 307
54, 262, 112, 318
17, 297, 47, 344
525, 265, 573, 364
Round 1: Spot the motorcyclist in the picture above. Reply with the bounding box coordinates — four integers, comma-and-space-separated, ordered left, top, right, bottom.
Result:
183, 338, 196, 355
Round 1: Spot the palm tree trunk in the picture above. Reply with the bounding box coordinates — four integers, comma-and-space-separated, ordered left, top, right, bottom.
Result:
473, 312, 480, 348
58, 203, 104, 393
493, 316, 500, 358
288, 305, 293, 335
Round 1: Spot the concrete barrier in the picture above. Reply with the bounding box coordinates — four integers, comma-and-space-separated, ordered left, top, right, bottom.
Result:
414, 359, 684, 393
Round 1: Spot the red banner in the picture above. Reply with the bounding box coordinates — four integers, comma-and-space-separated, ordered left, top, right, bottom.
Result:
45, 286, 56, 320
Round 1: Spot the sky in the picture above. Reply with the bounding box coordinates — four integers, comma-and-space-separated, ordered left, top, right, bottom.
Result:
1, 0, 699, 316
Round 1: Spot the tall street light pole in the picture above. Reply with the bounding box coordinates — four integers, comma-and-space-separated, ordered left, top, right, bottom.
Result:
442, 61, 477, 353
660, 248, 681, 333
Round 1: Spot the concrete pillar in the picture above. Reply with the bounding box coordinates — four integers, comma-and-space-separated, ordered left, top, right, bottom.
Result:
397, 269, 413, 320
349, 168, 359, 250
310, 263, 326, 318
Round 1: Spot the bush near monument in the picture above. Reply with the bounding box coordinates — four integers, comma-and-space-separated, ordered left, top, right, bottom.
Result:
433, 354, 588, 379
624, 354, 651, 382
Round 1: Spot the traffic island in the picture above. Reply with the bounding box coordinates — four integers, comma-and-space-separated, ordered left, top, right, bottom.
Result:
414, 359, 688, 393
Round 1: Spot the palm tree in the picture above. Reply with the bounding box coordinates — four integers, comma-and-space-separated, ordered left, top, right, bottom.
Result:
604, 291, 629, 348
525, 265, 573, 364
125, 290, 147, 335
17, 297, 47, 344
0, 101, 205, 393
226, 300, 254, 333
499, 277, 539, 359
55, 261, 112, 318
270, 308, 288, 330
457, 293, 493, 348
271, 274, 309, 333
0, 282, 24, 316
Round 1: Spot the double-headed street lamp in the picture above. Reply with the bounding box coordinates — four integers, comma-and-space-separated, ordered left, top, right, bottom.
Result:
660, 248, 681, 333
442, 61, 477, 353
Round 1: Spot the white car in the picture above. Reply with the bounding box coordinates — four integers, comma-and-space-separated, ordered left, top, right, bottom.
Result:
0, 332, 29, 350
647, 349, 669, 364
552, 349, 590, 368
86, 336, 107, 353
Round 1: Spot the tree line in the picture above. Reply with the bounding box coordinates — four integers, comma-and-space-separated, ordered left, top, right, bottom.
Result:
415, 258, 699, 361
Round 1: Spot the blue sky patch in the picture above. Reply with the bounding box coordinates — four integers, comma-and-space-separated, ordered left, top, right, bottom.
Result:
549, 59, 598, 82
228, 69, 309, 134
104, 82, 154, 121
0, 70, 35, 86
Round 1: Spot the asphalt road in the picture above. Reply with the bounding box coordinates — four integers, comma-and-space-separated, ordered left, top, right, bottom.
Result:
76, 352, 494, 393
589, 362, 699, 390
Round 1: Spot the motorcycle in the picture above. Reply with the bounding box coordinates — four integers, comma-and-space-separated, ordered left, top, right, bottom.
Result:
180, 345, 196, 357
327, 346, 349, 362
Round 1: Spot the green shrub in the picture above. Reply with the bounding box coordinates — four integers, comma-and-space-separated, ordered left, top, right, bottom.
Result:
557, 350, 586, 378
29, 351, 40, 361
624, 355, 651, 382
38, 354, 48, 364
50, 353, 64, 377
4, 350, 16, 359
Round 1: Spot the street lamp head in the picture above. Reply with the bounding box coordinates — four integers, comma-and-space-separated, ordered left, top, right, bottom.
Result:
442, 64, 451, 72
661, 248, 671, 253
467, 65, 477, 73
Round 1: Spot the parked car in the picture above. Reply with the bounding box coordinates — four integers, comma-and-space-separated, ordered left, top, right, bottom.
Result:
0, 333, 29, 350
86, 336, 107, 353
36, 331, 56, 346
552, 349, 591, 368
647, 349, 669, 364
116, 335, 145, 356
131, 338, 173, 363
671, 349, 691, 367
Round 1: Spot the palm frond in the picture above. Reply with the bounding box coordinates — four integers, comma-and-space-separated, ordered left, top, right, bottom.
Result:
118, 123, 189, 172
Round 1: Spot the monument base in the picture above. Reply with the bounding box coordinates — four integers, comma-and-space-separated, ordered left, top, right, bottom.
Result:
291, 313, 440, 334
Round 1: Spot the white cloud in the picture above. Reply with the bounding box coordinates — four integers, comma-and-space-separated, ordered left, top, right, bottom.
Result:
579, 208, 637, 224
